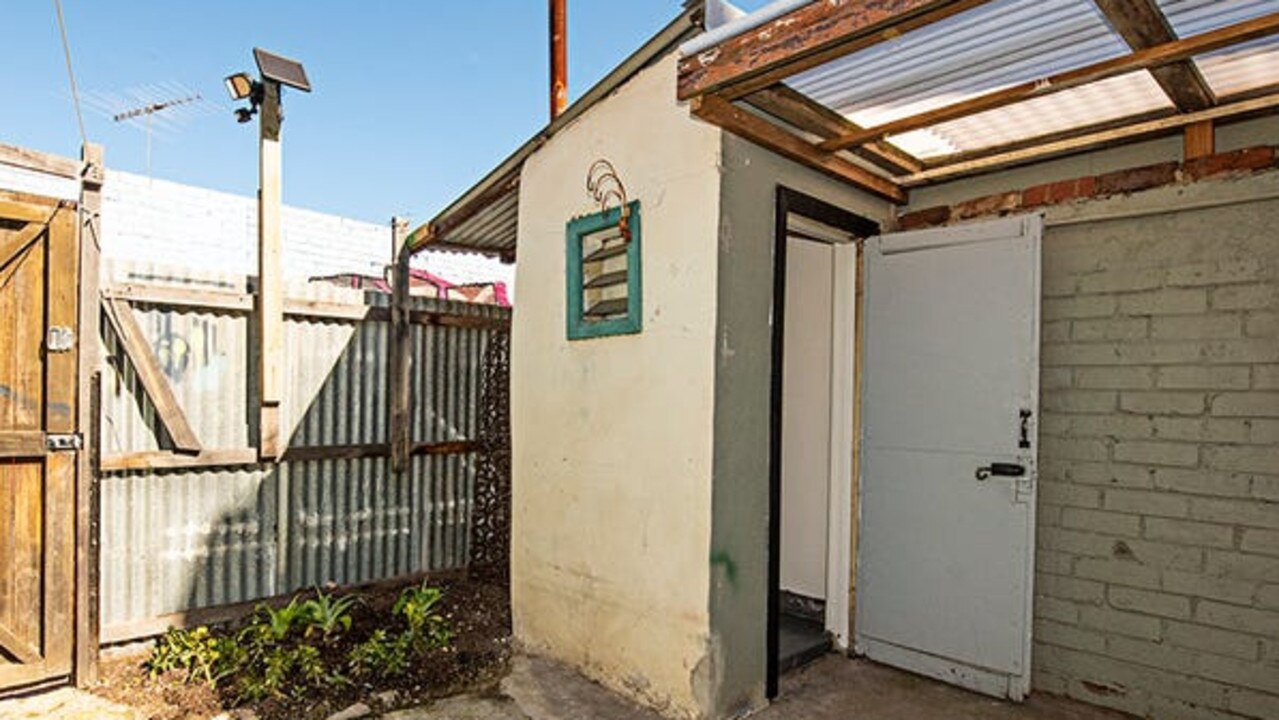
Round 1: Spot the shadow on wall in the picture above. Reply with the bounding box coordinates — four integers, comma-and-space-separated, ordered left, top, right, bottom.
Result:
97, 289, 510, 639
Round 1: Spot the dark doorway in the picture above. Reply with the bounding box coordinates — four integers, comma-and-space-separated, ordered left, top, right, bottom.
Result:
767, 187, 879, 698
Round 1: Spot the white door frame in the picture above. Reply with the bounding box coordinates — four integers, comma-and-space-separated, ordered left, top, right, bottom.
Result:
779, 230, 857, 648
824, 241, 856, 649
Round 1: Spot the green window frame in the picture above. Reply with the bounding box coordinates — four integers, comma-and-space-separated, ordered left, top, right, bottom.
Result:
566, 200, 642, 340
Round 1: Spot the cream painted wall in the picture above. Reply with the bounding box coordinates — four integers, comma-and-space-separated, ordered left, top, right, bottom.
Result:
510, 53, 724, 719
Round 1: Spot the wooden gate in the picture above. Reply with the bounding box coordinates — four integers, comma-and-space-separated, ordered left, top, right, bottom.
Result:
0, 191, 78, 689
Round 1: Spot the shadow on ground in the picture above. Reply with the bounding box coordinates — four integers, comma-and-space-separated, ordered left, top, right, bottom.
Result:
389, 653, 1130, 720
0, 653, 1133, 720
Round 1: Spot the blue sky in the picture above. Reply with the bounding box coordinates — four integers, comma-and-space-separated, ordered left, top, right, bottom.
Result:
2, 2, 769, 225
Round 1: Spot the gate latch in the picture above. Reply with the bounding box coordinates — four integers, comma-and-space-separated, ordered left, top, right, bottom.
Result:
47, 326, 75, 353
46, 433, 83, 451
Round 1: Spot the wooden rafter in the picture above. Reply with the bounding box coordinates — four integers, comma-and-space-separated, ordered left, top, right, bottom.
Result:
102, 296, 202, 454
677, 0, 993, 101
691, 95, 906, 203
1184, 120, 1215, 159
742, 85, 923, 175
1092, 0, 1215, 112
817, 12, 1279, 153
898, 93, 1279, 186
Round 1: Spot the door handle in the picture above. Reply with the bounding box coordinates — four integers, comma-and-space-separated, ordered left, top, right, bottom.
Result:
975, 462, 1026, 481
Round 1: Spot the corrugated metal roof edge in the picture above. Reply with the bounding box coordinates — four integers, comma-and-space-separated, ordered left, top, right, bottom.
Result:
407, 5, 705, 256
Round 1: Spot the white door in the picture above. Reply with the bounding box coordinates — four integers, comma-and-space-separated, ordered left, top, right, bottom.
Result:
856, 215, 1041, 700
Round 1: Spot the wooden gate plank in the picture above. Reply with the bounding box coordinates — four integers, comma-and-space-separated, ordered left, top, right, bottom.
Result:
102, 297, 201, 453
0, 461, 42, 664
0, 625, 40, 665
0, 466, 14, 656
0, 222, 47, 272
0, 200, 53, 225
0, 431, 44, 458
0, 224, 45, 431
42, 453, 76, 675
45, 208, 78, 435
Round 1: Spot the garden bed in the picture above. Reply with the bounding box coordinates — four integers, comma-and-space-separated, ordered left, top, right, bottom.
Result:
91, 576, 512, 720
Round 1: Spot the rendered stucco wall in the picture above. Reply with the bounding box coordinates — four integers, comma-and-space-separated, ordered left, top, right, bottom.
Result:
509, 54, 723, 718
904, 117, 1279, 719
712, 135, 893, 717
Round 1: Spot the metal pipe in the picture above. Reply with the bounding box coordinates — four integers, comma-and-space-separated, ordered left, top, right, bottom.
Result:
550, 0, 568, 120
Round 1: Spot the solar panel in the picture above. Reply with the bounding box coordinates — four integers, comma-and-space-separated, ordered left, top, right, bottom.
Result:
253, 48, 311, 92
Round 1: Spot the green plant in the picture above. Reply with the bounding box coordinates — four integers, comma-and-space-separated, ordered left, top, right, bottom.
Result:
253, 595, 312, 642
393, 581, 451, 649
300, 588, 359, 640
145, 585, 446, 706
347, 629, 411, 679
146, 626, 239, 686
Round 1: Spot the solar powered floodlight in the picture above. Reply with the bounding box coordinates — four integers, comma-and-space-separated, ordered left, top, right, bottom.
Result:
253, 48, 311, 93
224, 72, 256, 100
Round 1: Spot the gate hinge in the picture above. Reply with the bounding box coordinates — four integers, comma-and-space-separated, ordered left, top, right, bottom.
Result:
46, 433, 83, 451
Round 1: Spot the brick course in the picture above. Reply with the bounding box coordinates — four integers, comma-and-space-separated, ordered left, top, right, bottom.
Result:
1026, 184, 1279, 718
897, 147, 1279, 231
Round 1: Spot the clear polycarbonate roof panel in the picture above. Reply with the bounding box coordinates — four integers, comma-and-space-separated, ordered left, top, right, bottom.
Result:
785, 0, 1133, 128
886, 72, 1174, 158
1158, 0, 1279, 98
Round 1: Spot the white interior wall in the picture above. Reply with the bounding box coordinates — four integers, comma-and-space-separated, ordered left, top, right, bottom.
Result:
780, 237, 834, 600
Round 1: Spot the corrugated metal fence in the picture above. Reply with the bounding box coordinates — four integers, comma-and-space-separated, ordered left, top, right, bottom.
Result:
97, 262, 510, 641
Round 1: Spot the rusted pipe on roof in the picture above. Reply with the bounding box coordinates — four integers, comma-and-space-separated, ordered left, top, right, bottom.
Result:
550, 0, 568, 120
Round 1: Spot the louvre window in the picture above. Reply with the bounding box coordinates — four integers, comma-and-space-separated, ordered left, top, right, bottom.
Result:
566, 201, 641, 339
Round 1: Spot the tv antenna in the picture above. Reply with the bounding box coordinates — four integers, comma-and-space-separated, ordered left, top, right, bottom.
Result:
81, 81, 216, 176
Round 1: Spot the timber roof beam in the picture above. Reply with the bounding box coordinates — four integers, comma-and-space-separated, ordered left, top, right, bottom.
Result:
815, 12, 1279, 154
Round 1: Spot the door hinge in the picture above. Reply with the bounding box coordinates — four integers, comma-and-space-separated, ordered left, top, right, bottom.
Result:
47, 326, 75, 353
45, 433, 83, 451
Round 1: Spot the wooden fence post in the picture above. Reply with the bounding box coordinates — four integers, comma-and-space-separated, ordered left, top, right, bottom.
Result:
389, 218, 412, 474
74, 142, 103, 687
257, 82, 284, 460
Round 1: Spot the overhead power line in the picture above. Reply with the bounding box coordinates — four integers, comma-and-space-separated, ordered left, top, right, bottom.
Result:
53, 0, 88, 146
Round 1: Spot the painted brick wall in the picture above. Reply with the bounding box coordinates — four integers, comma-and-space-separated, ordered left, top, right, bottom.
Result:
0, 162, 515, 292
101, 170, 514, 291
1032, 197, 1279, 719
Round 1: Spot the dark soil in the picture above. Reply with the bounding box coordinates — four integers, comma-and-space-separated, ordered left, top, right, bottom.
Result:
91, 577, 512, 720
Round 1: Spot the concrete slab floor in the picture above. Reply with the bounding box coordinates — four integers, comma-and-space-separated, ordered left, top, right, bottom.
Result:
402, 653, 1130, 720
0, 653, 1132, 720
760, 654, 1131, 720
389, 654, 665, 720
0, 687, 142, 720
